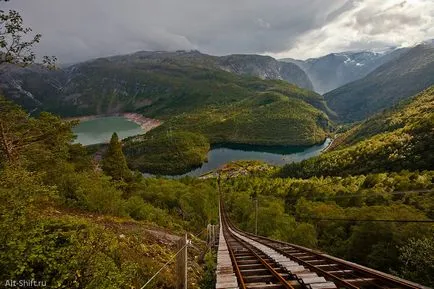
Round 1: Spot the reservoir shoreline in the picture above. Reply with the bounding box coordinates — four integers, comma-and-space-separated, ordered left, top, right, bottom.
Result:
65, 113, 161, 133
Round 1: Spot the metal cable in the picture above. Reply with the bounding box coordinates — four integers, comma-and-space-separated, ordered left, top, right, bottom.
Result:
139, 226, 211, 288
140, 244, 187, 289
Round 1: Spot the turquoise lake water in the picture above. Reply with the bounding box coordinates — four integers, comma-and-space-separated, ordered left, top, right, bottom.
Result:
73, 116, 143, 145
73, 116, 330, 176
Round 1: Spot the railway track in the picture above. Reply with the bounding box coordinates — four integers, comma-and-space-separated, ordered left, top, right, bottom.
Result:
219, 202, 428, 289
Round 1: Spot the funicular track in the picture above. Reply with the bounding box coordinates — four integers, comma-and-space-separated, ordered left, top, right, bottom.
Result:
219, 201, 428, 289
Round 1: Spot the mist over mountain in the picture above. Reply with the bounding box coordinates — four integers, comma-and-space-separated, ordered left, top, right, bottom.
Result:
281, 47, 409, 94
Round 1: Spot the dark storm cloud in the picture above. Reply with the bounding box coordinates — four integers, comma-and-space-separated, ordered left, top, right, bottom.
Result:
2, 0, 434, 62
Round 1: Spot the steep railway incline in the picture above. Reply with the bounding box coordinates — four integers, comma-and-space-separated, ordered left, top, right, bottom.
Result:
216, 205, 239, 289
217, 202, 429, 289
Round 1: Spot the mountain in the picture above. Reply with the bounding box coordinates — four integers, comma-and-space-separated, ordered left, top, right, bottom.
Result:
324, 43, 434, 122
0, 50, 333, 175
281, 48, 409, 94
0, 50, 314, 114
217, 54, 313, 90
279, 86, 434, 178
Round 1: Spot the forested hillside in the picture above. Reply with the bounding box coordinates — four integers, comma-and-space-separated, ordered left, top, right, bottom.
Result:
223, 171, 434, 286
279, 86, 434, 178
2, 2, 433, 288
1, 51, 332, 175
220, 85, 434, 286
0, 51, 313, 115
0, 97, 218, 288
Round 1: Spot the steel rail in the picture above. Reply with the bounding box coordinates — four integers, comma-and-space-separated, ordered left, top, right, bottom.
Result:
226, 229, 295, 289
238, 228, 425, 289
226, 237, 247, 289
221, 198, 426, 289
235, 229, 360, 289
221, 205, 295, 289
222, 206, 357, 289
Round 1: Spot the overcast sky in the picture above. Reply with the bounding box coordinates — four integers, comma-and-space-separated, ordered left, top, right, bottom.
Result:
3, 0, 434, 63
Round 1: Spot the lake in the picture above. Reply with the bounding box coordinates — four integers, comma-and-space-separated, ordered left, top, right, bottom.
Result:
173, 139, 331, 177
73, 116, 143, 145
73, 116, 331, 177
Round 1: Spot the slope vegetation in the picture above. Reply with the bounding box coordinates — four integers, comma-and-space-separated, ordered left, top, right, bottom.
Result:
124, 131, 210, 175
0, 50, 313, 115
279, 86, 434, 178
0, 99, 218, 288
1, 51, 333, 175
0, 51, 331, 145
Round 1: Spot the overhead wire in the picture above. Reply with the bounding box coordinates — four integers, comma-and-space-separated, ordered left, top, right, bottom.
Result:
298, 217, 434, 223
139, 226, 210, 288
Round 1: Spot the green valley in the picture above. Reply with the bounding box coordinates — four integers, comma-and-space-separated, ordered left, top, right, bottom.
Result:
218, 86, 434, 287
279, 86, 434, 178
122, 85, 330, 174
1, 3, 434, 287
1, 52, 333, 175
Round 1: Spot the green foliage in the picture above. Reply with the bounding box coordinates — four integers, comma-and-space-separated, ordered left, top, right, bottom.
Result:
75, 172, 126, 215
1, 217, 138, 289
0, 166, 137, 288
125, 195, 173, 226
0, 96, 75, 166
223, 170, 434, 286
280, 86, 434, 178
136, 177, 219, 230
398, 237, 434, 287
124, 130, 210, 175
161, 92, 329, 146
102, 133, 132, 181
0, 101, 219, 288
199, 251, 216, 289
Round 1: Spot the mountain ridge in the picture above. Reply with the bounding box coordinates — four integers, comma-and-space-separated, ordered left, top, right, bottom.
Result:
0, 50, 314, 114
324, 43, 434, 122
280, 47, 409, 94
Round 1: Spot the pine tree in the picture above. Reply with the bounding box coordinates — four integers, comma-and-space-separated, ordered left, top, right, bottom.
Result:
101, 133, 132, 181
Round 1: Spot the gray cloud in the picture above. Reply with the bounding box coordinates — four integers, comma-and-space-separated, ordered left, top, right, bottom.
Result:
2, 0, 434, 62
272, 0, 434, 59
